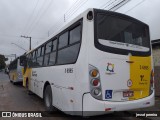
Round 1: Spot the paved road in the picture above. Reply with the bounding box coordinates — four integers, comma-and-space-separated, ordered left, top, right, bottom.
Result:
0, 71, 159, 120
0, 72, 45, 111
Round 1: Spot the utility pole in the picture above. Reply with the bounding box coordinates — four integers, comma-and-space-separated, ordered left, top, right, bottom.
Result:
21, 35, 32, 50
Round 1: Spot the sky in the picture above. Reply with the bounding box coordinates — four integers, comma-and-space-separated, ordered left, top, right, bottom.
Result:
0, 0, 160, 63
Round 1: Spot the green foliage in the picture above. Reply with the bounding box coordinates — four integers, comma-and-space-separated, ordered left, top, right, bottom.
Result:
0, 54, 6, 69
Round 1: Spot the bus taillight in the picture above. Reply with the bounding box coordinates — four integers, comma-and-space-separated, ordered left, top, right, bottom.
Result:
91, 79, 100, 86
90, 69, 99, 77
92, 88, 101, 96
89, 65, 102, 100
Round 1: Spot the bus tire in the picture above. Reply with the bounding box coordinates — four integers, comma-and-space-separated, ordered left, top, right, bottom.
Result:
44, 85, 56, 113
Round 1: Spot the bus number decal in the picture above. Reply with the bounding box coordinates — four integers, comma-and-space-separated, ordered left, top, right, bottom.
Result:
140, 65, 149, 70
65, 68, 73, 73
32, 71, 37, 77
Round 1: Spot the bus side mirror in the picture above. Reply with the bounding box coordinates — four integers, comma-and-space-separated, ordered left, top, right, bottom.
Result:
20, 56, 26, 66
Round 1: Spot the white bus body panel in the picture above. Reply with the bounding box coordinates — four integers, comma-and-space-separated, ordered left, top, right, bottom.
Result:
17, 59, 23, 82
83, 92, 154, 116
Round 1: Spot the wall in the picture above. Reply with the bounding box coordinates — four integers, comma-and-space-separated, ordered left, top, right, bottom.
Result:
152, 46, 160, 96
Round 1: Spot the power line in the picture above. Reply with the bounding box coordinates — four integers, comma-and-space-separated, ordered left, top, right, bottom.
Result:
103, 0, 117, 9
49, 16, 64, 32
64, 0, 80, 14
27, 0, 54, 35
106, 0, 128, 11
49, 0, 86, 29
21, 0, 40, 35
49, 0, 130, 37
108, 0, 123, 10
65, 0, 89, 21
65, 0, 82, 17
39, 0, 89, 40
25, 0, 49, 35
11, 43, 27, 51
48, 0, 82, 35
49, 17, 64, 34
108, 0, 131, 11
0, 33, 44, 40
49, 0, 89, 36
0, 34, 20, 38
125, 0, 146, 13
100, 0, 114, 9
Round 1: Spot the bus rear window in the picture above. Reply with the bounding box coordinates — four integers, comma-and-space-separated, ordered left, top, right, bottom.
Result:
94, 11, 151, 56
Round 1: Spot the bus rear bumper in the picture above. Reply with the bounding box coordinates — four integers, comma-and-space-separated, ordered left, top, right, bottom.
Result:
82, 92, 155, 116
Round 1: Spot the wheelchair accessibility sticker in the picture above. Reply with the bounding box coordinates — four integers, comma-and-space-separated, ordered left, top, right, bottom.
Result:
105, 90, 112, 99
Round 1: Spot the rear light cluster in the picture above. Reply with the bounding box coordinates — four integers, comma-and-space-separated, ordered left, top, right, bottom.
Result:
149, 69, 154, 95
89, 65, 102, 100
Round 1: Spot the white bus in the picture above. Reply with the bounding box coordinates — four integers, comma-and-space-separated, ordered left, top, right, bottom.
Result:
21, 8, 154, 116
9, 57, 23, 84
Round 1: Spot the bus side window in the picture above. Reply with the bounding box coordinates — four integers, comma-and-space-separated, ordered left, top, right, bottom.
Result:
48, 39, 57, 66
58, 32, 68, 49
52, 39, 57, 51
31, 51, 38, 67
57, 24, 81, 65
41, 46, 45, 56
37, 47, 41, 57
43, 41, 52, 66
37, 56, 43, 66
45, 41, 52, 54
43, 54, 50, 66
49, 52, 56, 65
36, 46, 44, 67
69, 25, 81, 44
57, 43, 80, 65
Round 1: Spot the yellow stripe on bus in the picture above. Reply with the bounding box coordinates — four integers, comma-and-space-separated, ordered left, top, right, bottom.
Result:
10, 70, 17, 81
129, 56, 151, 100
23, 68, 32, 88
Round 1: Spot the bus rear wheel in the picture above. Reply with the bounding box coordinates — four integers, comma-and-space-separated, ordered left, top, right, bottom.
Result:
44, 85, 56, 113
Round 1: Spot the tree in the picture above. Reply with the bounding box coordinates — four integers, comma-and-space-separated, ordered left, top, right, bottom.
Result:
0, 54, 6, 70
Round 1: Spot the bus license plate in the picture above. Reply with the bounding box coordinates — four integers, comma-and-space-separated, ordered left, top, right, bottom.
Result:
123, 91, 134, 97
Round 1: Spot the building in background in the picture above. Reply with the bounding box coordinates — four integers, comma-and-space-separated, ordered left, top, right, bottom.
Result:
152, 39, 160, 96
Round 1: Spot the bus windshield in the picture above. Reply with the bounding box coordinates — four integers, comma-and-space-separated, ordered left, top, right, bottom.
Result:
94, 10, 151, 56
